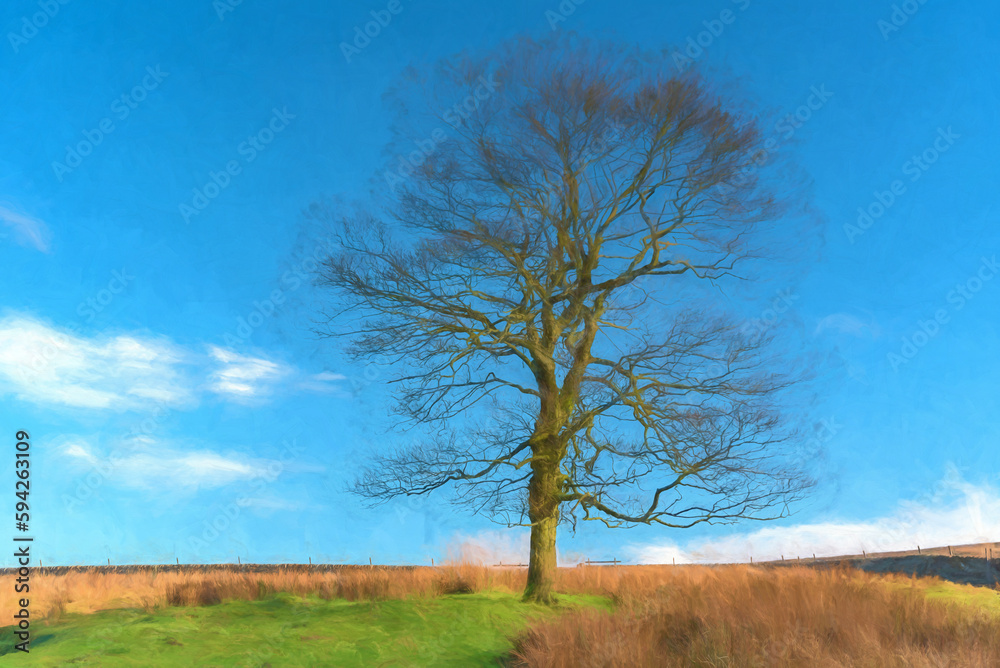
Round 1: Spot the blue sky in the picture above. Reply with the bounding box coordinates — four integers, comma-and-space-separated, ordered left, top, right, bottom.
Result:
1, 0, 999, 567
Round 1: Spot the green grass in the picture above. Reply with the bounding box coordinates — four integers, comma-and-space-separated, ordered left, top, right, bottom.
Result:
919, 581, 1000, 616
0, 592, 611, 667
883, 578, 1000, 617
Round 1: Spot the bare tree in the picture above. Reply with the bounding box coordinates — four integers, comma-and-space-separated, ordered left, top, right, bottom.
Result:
315, 37, 812, 604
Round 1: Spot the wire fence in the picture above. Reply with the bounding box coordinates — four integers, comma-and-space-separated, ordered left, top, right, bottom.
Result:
7, 542, 998, 575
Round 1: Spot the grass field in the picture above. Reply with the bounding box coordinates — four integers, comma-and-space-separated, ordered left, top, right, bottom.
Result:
511, 565, 1000, 667
0, 592, 610, 667
2, 562, 999, 666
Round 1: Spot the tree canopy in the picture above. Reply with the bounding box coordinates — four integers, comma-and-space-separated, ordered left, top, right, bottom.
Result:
315, 36, 812, 602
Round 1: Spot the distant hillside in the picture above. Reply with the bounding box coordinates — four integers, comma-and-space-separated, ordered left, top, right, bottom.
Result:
851, 555, 1000, 588
759, 541, 1000, 588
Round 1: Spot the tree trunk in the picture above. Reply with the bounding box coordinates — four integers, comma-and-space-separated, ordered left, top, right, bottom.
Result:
523, 455, 560, 604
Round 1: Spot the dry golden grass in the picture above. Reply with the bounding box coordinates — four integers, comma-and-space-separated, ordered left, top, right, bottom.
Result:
509, 565, 1000, 668
11, 562, 1000, 666
5, 563, 529, 621
6, 561, 690, 621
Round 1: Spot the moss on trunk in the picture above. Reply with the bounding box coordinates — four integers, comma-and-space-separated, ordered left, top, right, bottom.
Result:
523, 455, 561, 605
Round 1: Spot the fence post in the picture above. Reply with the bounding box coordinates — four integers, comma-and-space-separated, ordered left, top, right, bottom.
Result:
917, 545, 921, 555
948, 545, 952, 556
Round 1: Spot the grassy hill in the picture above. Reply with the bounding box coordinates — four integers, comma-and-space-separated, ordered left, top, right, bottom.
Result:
1, 562, 998, 666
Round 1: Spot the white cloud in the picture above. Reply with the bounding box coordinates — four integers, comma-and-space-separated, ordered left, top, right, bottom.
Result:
0, 204, 51, 252
239, 497, 318, 512
0, 314, 333, 411
815, 312, 880, 339
61, 438, 276, 491
0, 315, 193, 410
440, 529, 531, 565
207, 346, 290, 400
62, 441, 98, 465
313, 371, 347, 382
295, 371, 349, 394
441, 529, 606, 567
627, 469, 1000, 564
118, 452, 260, 488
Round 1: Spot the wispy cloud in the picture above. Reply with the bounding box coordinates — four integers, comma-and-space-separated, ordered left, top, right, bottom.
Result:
62, 441, 99, 465
0, 315, 193, 410
313, 372, 348, 381
0, 314, 336, 411
61, 439, 277, 491
627, 469, 1000, 564
295, 371, 349, 394
208, 346, 290, 400
0, 204, 52, 252
440, 529, 532, 565
815, 312, 881, 339
239, 497, 320, 513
